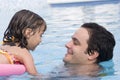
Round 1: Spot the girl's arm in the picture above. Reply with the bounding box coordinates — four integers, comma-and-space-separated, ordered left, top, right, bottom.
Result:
22, 52, 38, 75
13, 48, 38, 75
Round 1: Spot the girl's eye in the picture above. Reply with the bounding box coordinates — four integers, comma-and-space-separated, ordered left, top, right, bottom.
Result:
40, 35, 42, 37
40, 32, 44, 37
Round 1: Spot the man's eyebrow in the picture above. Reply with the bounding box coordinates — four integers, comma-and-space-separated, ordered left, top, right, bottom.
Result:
72, 36, 81, 45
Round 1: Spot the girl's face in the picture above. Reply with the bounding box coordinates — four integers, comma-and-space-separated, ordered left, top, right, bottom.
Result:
26, 25, 45, 50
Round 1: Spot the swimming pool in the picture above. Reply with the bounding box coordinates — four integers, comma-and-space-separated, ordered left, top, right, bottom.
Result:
0, 0, 120, 80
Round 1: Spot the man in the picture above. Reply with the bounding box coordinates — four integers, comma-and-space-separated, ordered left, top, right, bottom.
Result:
62, 23, 115, 76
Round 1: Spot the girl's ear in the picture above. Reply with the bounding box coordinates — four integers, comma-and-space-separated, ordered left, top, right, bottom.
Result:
23, 28, 33, 38
88, 51, 99, 60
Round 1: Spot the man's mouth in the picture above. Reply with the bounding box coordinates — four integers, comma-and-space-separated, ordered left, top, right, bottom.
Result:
66, 49, 73, 56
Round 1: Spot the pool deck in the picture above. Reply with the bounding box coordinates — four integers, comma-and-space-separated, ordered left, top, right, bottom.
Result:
47, 0, 120, 7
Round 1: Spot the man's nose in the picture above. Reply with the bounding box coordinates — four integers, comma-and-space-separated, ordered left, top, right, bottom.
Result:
65, 41, 72, 48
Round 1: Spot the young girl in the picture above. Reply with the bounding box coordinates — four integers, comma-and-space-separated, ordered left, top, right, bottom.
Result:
0, 9, 46, 75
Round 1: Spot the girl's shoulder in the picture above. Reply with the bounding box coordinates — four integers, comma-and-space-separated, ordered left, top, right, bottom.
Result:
0, 45, 30, 56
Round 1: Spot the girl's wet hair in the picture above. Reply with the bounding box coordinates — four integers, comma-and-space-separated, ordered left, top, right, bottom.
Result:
3, 9, 47, 48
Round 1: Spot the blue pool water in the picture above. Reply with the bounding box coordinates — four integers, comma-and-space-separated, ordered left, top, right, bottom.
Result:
0, 0, 120, 80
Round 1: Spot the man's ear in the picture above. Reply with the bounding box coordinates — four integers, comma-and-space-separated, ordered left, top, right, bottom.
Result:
23, 28, 33, 38
88, 51, 99, 60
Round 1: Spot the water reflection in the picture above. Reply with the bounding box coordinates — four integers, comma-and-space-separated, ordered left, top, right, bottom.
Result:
82, 6, 95, 22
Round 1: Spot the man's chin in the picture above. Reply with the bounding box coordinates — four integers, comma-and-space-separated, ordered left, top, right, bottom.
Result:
63, 57, 69, 64
63, 58, 80, 66
63, 58, 72, 65
63, 54, 73, 64
63, 61, 75, 66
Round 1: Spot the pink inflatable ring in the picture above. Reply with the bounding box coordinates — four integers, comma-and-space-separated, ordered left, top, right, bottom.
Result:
0, 64, 26, 76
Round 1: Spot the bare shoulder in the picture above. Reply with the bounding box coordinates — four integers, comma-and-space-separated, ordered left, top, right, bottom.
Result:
10, 46, 31, 57
12, 46, 29, 54
0, 45, 31, 58
9, 46, 33, 63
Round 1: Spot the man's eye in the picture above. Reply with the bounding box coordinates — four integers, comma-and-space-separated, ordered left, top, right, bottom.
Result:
73, 41, 78, 45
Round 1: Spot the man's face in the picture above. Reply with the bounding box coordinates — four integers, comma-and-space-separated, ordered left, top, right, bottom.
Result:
63, 28, 90, 65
